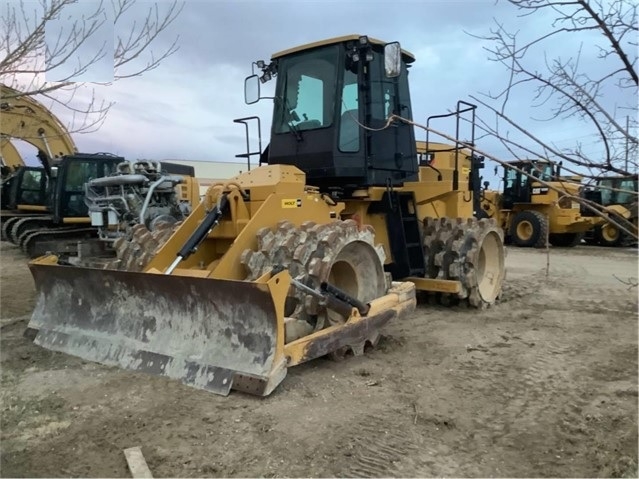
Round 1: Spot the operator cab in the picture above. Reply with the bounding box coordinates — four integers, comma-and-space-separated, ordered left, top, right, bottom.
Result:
598, 175, 638, 207
244, 35, 418, 195
502, 159, 558, 208
50, 153, 124, 220
2, 166, 47, 209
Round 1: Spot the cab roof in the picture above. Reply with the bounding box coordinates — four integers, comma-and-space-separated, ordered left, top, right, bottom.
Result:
271, 34, 416, 62
505, 159, 553, 165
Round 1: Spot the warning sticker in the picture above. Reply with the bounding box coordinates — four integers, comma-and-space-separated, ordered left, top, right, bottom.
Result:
532, 187, 549, 195
281, 198, 302, 208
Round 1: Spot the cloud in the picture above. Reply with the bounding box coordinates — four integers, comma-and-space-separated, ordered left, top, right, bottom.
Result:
8, 0, 631, 188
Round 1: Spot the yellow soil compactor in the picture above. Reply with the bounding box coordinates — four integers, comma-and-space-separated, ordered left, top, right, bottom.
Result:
27, 35, 506, 396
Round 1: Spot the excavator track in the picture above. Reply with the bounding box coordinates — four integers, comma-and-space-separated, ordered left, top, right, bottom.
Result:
1, 216, 21, 241
241, 219, 388, 353
21, 227, 98, 258
423, 217, 505, 308
8, 216, 53, 245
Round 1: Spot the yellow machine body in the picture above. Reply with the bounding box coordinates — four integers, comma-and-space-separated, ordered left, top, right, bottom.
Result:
584, 175, 639, 246
483, 184, 594, 232
481, 160, 598, 247
29, 161, 502, 396
30, 165, 416, 396
597, 203, 638, 244
0, 137, 24, 173
1, 83, 78, 227
0, 84, 78, 165
27, 35, 506, 397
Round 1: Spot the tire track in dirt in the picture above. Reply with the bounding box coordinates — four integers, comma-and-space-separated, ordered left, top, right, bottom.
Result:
337, 414, 422, 478
331, 407, 470, 478
457, 342, 563, 432
453, 268, 636, 474
498, 271, 548, 303
529, 278, 636, 314
448, 331, 595, 476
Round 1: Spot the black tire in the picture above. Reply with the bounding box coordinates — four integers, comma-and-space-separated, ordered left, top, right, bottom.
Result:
549, 232, 584, 247
583, 230, 598, 245
510, 210, 548, 248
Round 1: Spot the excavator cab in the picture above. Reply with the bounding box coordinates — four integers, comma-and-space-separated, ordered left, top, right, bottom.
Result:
247, 36, 418, 194
48, 153, 123, 220
3, 153, 124, 254
2, 166, 47, 210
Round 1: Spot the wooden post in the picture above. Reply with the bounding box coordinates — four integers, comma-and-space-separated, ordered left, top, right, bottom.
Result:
124, 447, 153, 479
546, 212, 551, 277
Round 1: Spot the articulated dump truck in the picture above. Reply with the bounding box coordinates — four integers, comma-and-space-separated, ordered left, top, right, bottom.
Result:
26, 35, 506, 396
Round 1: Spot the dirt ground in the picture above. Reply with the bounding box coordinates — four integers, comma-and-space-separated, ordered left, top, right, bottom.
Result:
1, 240, 637, 478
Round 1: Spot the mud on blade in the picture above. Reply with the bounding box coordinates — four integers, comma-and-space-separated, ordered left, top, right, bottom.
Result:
28, 263, 282, 396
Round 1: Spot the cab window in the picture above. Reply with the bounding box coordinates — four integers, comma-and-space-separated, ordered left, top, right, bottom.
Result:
273, 46, 337, 134
339, 69, 359, 152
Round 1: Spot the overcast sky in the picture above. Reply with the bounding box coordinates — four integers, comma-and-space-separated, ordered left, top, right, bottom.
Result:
12, 0, 638, 185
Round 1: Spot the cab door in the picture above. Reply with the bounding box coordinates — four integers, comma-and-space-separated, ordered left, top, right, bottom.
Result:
502, 164, 531, 208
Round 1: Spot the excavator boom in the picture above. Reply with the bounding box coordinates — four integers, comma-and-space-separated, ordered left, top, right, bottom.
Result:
1, 84, 78, 169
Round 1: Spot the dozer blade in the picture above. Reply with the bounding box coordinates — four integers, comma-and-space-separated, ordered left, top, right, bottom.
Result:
27, 262, 285, 396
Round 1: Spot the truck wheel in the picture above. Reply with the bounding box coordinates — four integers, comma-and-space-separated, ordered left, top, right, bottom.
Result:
510, 210, 548, 248
594, 222, 624, 247
549, 232, 584, 247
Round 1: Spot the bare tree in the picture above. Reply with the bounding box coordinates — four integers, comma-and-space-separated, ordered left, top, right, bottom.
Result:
0, 0, 183, 134
469, 0, 638, 181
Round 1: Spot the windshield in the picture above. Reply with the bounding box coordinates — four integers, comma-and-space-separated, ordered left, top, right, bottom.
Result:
600, 177, 637, 205
273, 46, 338, 134
530, 162, 554, 181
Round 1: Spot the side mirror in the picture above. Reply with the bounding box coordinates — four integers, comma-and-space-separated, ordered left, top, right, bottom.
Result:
384, 42, 401, 78
244, 74, 260, 105
50, 166, 58, 178
483, 180, 490, 191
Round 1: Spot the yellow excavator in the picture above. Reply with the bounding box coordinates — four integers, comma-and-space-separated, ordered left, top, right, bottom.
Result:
27, 35, 506, 397
0, 86, 126, 253
1, 136, 27, 179
1, 84, 200, 256
0, 138, 47, 231
0, 84, 77, 174
1, 83, 79, 238
480, 159, 596, 247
